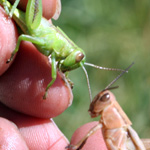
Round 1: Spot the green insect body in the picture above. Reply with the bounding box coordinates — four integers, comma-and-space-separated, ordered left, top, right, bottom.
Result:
0, 0, 87, 99
0, 0, 125, 100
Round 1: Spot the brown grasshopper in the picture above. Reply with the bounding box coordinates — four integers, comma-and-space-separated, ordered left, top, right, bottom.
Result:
67, 63, 149, 150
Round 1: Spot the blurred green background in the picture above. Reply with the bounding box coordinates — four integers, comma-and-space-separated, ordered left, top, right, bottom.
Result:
53, 0, 150, 140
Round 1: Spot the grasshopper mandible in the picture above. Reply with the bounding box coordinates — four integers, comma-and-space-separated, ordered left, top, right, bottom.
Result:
67, 63, 147, 150
0, 0, 126, 100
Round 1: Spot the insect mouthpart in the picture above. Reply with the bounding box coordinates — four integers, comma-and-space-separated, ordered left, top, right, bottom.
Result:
88, 110, 99, 118
88, 102, 99, 118
75, 52, 84, 63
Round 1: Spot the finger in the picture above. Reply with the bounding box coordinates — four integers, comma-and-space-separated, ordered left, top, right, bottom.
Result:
0, 6, 18, 75
20, 119, 68, 150
0, 1, 72, 118
0, 42, 73, 118
0, 104, 68, 150
0, 0, 59, 73
0, 117, 28, 150
9, 0, 59, 19
69, 122, 108, 150
20, 119, 69, 150
42, 0, 61, 20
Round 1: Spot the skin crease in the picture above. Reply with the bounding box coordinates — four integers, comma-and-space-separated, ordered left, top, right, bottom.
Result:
0, 0, 106, 149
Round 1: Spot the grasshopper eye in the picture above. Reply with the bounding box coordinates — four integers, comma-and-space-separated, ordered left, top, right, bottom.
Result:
76, 52, 84, 63
99, 93, 110, 102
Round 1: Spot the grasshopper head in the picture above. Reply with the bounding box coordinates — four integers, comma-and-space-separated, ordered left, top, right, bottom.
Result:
88, 90, 112, 118
60, 49, 86, 72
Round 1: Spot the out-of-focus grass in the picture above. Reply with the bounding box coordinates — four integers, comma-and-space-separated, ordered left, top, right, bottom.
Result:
53, 0, 150, 140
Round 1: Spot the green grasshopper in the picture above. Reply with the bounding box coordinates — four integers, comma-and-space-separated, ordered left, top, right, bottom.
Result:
0, 0, 125, 100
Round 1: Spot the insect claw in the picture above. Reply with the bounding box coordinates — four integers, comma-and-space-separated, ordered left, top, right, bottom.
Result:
65, 145, 70, 149
6, 57, 13, 63
8, 13, 13, 18
6, 59, 11, 64
43, 91, 47, 100
65, 144, 77, 150
43, 95, 46, 99
6, 53, 15, 64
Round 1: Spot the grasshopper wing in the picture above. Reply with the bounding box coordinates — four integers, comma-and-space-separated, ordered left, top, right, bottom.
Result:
26, 0, 42, 29
128, 126, 146, 150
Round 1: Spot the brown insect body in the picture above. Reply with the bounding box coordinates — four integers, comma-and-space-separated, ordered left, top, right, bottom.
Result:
67, 63, 149, 150
89, 90, 145, 150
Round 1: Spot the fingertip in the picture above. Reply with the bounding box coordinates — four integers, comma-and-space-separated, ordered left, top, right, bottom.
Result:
10, 0, 59, 19
0, 117, 28, 150
0, 42, 73, 118
42, 0, 58, 19
69, 122, 108, 150
52, 0, 61, 20
0, 111, 69, 150
0, 5, 18, 75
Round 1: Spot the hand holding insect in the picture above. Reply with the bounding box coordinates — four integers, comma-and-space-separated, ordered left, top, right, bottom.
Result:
67, 90, 149, 150
0, 1, 72, 149
0, 0, 73, 118
0, 99, 70, 150
67, 63, 149, 150
67, 90, 148, 150
0, 0, 127, 101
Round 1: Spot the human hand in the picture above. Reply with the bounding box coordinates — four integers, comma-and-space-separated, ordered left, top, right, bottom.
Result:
0, 0, 106, 149
0, 0, 72, 149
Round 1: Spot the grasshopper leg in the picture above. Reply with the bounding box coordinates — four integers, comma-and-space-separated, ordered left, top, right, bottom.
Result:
1, 0, 9, 14
6, 34, 45, 63
43, 52, 57, 99
9, 0, 20, 17
66, 123, 102, 150
2, 0, 20, 17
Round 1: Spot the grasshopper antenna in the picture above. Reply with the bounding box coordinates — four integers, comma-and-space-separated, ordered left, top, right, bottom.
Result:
104, 62, 134, 90
80, 63, 92, 103
84, 62, 128, 73
80, 62, 134, 103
